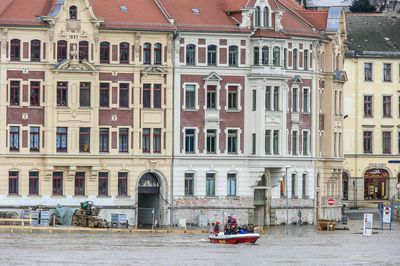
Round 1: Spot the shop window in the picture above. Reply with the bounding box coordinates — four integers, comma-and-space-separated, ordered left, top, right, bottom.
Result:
364, 169, 388, 200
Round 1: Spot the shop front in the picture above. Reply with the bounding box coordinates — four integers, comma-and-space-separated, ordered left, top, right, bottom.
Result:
364, 169, 389, 200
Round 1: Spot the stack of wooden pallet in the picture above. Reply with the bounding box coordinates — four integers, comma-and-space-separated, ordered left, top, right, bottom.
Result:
71, 206, 110, 228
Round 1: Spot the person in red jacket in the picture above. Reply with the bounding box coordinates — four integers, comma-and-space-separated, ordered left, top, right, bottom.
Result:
213, 222, 221, 235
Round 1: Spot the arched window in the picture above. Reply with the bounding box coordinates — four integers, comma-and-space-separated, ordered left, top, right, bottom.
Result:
79, 41, 88, 61
304, 50, 309, 70
254, 7, 260, 27
262, 46, 269, 65
186, 44, 196, 66
100, 42, 109, 64
228, 45, 238, 67
263, 7, 269, 27
57, 40, 67, 62
69, 6, 77, 19
119, 42, 129, 64
154, 43, 162, 65
143, 43, 151, 64
253, 47, 259, 65
138, 172, 160, 193
293, 49, 298, 69
10, 39, 20, 61
207, 45, 217, 66
30, 40, 41, 62
273, 47, 280, 66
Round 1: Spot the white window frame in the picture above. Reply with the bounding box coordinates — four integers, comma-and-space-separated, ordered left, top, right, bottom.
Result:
225, 83, 242, 111
224, 127, 242, 155
204, 82, 221, 111
205, 171, 217, 197
182, 82, 199, 110
301, 172, 309, 198
204, 128, 220, 154
291, 130, 298, 155
227, 171, 238, 197
184, 171, 196, 197
292, 86, 299, 113
302, 130, 310, 156
302, 87, 310, 113
182, 127, 199, 154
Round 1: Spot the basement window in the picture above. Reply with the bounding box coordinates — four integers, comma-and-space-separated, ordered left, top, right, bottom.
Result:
120, 6, 128, 12
192, 8, 200, 15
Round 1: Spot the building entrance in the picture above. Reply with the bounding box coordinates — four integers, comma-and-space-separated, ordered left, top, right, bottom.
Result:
137, 172, 161, 226
364, 169, 389, 200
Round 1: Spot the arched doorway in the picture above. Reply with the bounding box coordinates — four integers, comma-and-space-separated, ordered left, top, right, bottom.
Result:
364, 169, 389, 200
137, 172, 160, 226
254, 174, 267, 226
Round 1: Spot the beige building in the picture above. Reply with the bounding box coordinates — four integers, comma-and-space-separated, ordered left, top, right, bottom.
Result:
343, 14, 400, 208
0, 0, 174, 225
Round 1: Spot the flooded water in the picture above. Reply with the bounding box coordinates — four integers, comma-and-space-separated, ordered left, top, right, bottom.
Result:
0, 220, 399, 265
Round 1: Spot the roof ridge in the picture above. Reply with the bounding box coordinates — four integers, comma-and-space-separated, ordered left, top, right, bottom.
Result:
0, 0, 15, 17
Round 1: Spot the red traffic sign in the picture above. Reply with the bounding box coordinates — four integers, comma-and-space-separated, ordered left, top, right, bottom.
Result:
327, 198, 335, 206
384, 207, 390, 215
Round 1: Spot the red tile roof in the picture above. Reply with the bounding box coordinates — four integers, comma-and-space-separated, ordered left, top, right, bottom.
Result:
253, 29, 290, 39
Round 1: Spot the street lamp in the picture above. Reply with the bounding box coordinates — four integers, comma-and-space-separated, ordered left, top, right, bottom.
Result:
285, 165, 291, 234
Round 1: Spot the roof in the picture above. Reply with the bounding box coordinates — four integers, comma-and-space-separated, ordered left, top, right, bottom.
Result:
306, 0, 352, 7
345, 14, 400, 58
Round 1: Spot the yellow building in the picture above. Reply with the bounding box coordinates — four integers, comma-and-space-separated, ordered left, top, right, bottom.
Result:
0, 0, 174, 225
343, 14, 400, 208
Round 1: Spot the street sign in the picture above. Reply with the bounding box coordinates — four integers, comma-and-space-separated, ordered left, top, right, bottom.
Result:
382, 206, 392, 224
327, 198, 335, 206
396, 183, 400, 190
363, 213, 373, 236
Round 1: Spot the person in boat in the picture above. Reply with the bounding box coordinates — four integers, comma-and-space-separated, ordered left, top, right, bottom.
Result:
231, 218, 238, 234
224, 216, 233, 235
213, 222, 220, 235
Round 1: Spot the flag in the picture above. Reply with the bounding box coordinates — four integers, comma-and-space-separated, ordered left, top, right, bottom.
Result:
281, 179, 285, 196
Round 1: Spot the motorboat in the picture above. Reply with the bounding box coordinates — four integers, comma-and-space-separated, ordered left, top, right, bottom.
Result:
209, 232, 260, 244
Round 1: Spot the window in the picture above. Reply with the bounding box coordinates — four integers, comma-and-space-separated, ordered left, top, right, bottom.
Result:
273, 87, 279, 111
100, 42, 110, 63
262, 46, 269, 65
273, 47, 280, 66
75, 172, 85, 196
227, 173, 237, 196
30, 81, 40, 106
143, 83, 151, 108
153, 128, 161, 153
154, 43, 162, 65
363, 131, 372, 153
302, 173, 307, 198
80, 82, 90, 107
186, 44, 196, 65
304, 50, 309, 70
207, 86, 216, 109
293, 49, 298, 69
303, 88, 309, 113
79, 128, 90, 152
228, 46, 238, 67
79, 41, 88, 61
119, 128, 128, 152
99, 128, 109, 152
364, 63, 372, 81
383, 96, 391, 117
9, 171, 18, 195
292, 88, 298, 112
185, 85, 196, 109
143, 128, 150, 153
206, 173, 215, 196
291, 173, 296, 197
29, 171, 39, 195
252, 90, 256, 111
364, 95, 373, 117
98, 172, 108, 196
69, 5, 77, 19
10, 39, 20, 61
227, 130, 238, 154
228, 86, 238, 110
265, 130, 271, 154
53, 172, 63, 195
119, 83, 129, 108
185, 129, 195, 153
144, 43, 151, 64
118, 172, 128, 196
263, 7, 269, 27
383, 63, 391, 82
10, 81, 20, 106
265, 86, 271, 111
302, 131, 308, 155
120, 42, 129, 64
184, 173, 194, 196
57, 40, 67, 62
10, 126, 19, 151
273, 130, 279, 155
292, 131, 298, 155
31, 40, 40, 62
207, 130, 217, 154
30, 127, 40, 152
254, 6, 260, 27
57, 81, 68, 106
253, 47, 259, 65
207, 45, 217, 66
284, 48, 287, 68
154, 84, 161, 108
56, 127, 67, 152
252, 133, 256, 155
100, 83, 109, 107
383, 131, 391, 154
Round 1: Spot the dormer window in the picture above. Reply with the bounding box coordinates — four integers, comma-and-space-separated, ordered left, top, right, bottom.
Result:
254, 7, 260, 27
69, 6, 77, 19
263, 7, 269, 27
